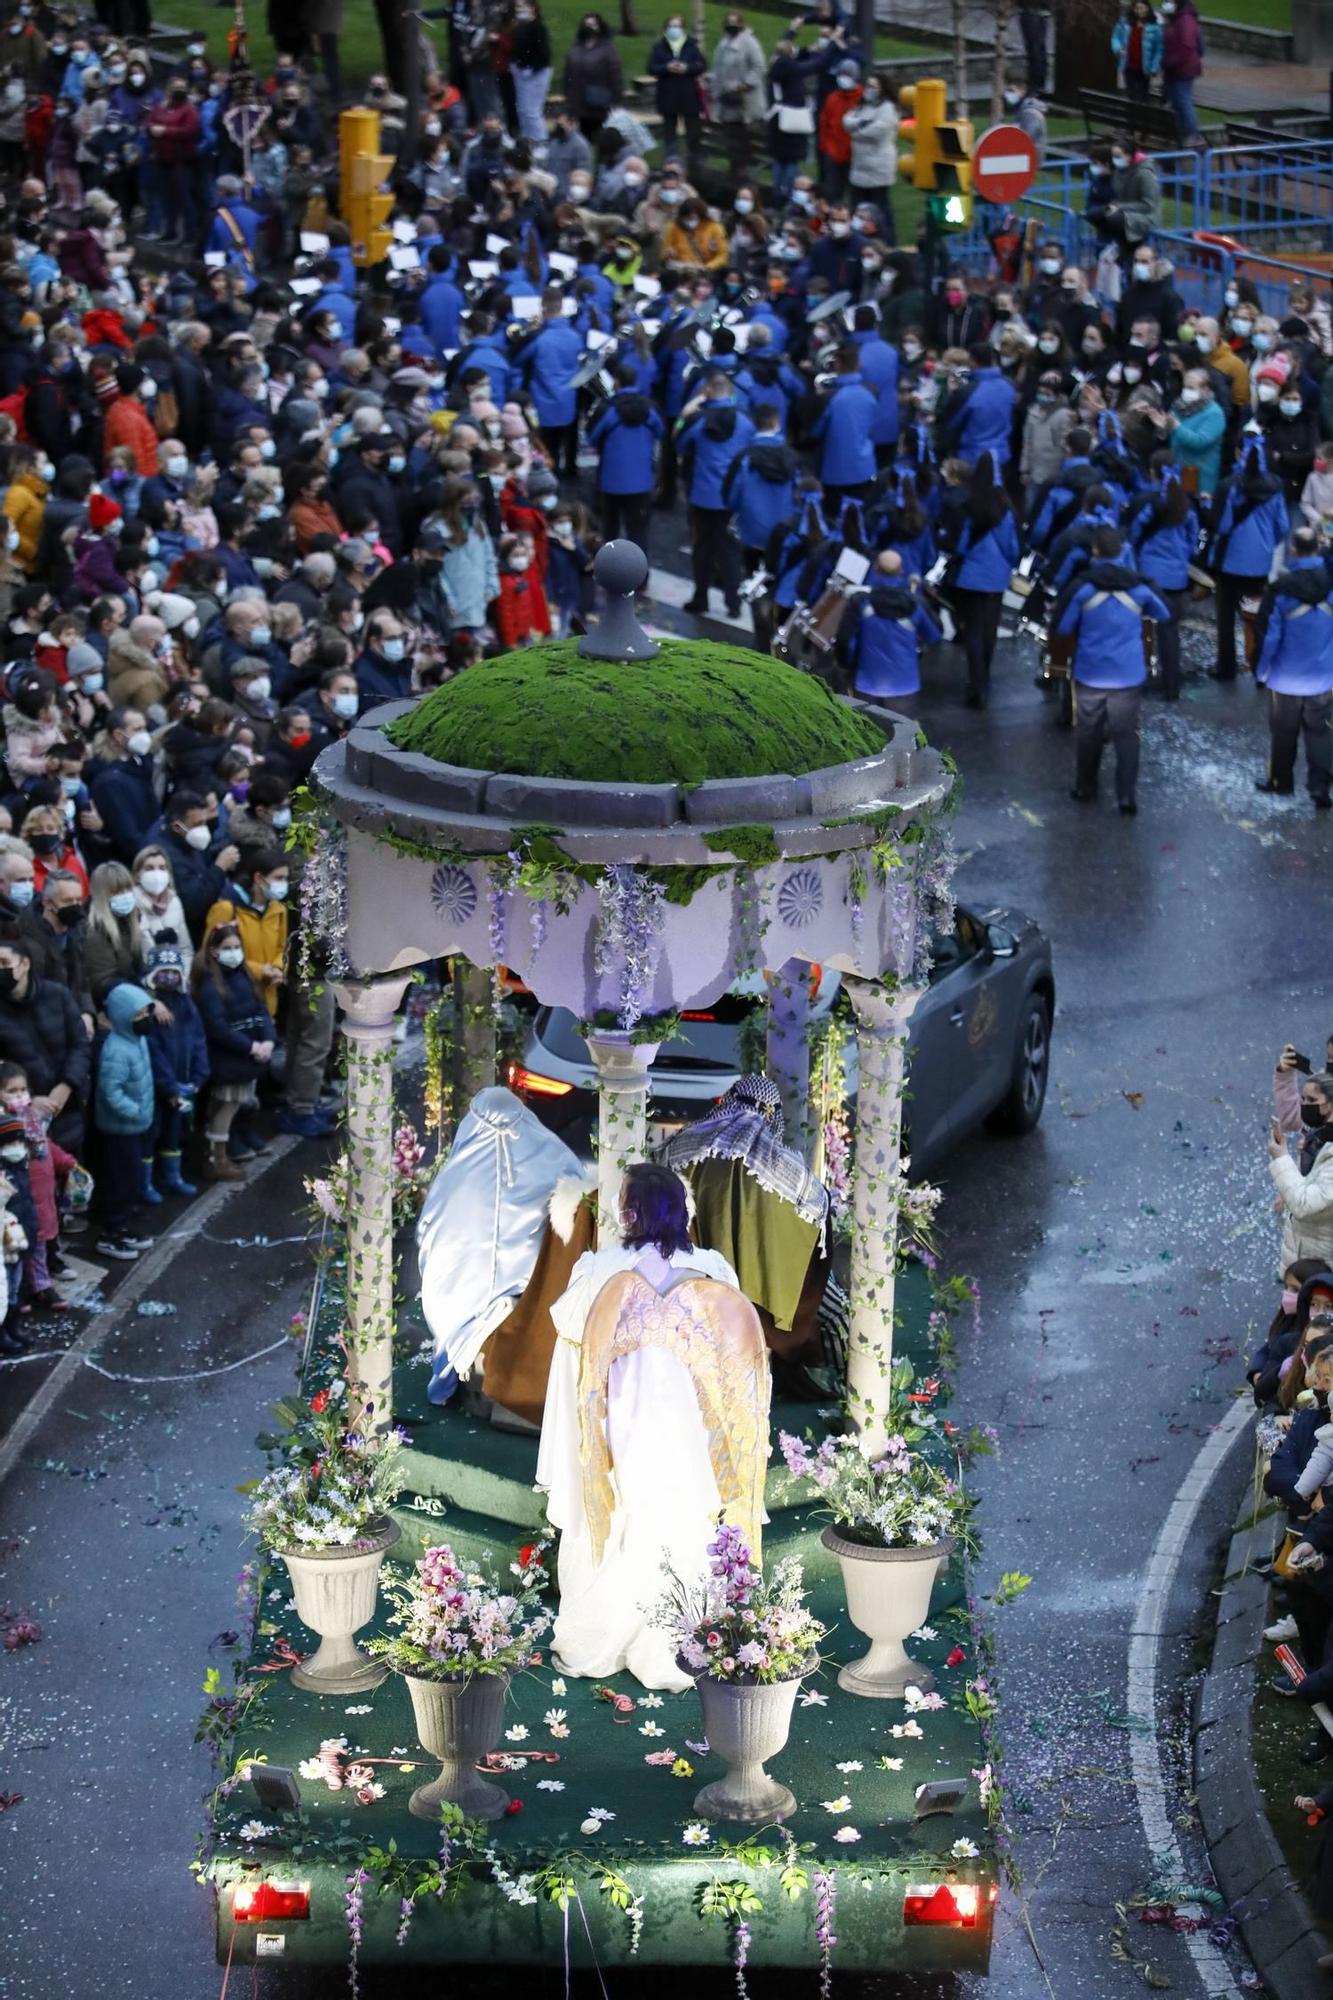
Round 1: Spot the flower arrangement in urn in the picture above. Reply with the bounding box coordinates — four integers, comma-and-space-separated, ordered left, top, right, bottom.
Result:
778, 1428, 976, 1700
658, 1523, 825, 1822
366, 1543, 550, 1823
245, 1377, 406, 1694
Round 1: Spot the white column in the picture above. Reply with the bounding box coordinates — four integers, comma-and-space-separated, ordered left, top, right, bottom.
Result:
584, 1029, 661, 1244
843, 977, 925, 1458
765, 960, 812, 1164
335, 973, 411, 1426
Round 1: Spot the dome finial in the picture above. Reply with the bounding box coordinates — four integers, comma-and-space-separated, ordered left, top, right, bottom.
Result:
578, 541, 660, 662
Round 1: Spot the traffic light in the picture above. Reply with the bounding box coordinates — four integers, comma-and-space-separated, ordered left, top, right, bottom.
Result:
339, 105, 394, 268
897, 79, 974, 227
897, 79, 947, 191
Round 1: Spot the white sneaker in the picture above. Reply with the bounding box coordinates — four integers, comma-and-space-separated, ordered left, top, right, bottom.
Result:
1265, 1614, 1300, 1642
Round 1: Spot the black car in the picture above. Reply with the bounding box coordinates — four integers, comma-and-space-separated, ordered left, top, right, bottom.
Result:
508, 903, 1055, 1174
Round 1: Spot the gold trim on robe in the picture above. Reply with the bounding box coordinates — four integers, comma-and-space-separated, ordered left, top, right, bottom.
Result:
577, 1271, 771, 1568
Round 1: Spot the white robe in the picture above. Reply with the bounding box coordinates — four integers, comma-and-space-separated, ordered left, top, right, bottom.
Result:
536, 1243, 741, 1692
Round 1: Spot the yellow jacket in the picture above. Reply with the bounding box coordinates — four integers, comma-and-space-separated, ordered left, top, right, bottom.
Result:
204, 896, 289, 1017
3, 472, 47, 572
661, 216, 728, 270
1207, 341, 1251, 412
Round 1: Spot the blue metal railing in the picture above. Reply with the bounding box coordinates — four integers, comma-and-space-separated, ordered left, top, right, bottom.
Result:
948, 138, 1333, 295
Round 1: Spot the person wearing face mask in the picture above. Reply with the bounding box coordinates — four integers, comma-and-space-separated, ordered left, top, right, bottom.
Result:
132, 846, 190, 951
355, 610, 415, 706
1246, 1259, 1333, 1406
648, 15, 706, 170
1270, 1071, 1333, 1272
561, 14, 623, 137
928, 271, 991, 352
225, 769, 294, 860
1023, 243, 1067, 332
711, 11, 766, 175
1087, 130, 1160, 262
1159, 0, 1203, 144
1115, 257, 1184, 355
0, 937, 91, 1156
149, 789, 239, 938
83, 859, 149, 1008
1263, 380, 1319, 508
509, 0, 554, 138
1020, 372, 1076, 521
544, 504, 595, 636
331, 432, 405, 557
86, 705, 159, 864
1252, 525, 1333, 806
190, 920, 273, 1181
205, 847, 290, 1022
816, 56, 861, 201
842, 73, 897, 229
1206, 436, 1290, 679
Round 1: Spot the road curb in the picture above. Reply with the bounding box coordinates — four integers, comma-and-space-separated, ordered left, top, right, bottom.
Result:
1194, 1486, 1330, 1997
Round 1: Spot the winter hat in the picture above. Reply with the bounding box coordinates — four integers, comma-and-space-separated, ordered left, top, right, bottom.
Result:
1254, 353, 1292, 391
0, 1112, 27, 1153
66, 641, 104, 679
151, 591, 195, 632
526, 465, 559, 500
88, 493, 122, 532
499, 408, 529, 440
391, 365, 432, 391
215, 174, 243, 200
146, 930, 186, 985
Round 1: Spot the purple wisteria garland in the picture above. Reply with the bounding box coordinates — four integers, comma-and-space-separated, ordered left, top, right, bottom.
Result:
593, 864, 666, 1029
345, 1865, 369, 2000
299, 824, 351, 982
814, 1866, 838, 2000
734, 1915, 752, 1998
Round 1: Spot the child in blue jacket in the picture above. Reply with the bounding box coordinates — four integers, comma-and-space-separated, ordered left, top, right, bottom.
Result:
142, 932, 209, 1202
94, 982, 157, 1260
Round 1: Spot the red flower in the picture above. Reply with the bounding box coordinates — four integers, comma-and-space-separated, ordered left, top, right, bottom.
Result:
518, 1543, 545, 1570
310, 1460, 323, 1481
310, 1390, 330, 1414
946, 1646, 966, 1668
504, 1799, 524, 1817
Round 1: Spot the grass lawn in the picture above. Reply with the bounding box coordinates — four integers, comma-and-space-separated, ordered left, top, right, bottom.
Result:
154, 1, 932, 91
1203, 0, 1291, 28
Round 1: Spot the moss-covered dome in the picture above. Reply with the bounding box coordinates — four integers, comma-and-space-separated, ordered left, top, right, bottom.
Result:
385, 638, 885, 786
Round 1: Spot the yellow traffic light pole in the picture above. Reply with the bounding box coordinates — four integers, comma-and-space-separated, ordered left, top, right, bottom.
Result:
897, 79, 974, 281
339, 105, 395, 269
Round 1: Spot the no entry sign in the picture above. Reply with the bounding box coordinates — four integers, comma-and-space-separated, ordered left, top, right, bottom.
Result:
971, 124, 1040, 205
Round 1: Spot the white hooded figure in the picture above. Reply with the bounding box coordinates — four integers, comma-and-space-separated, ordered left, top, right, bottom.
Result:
417, 1087, 584, 1406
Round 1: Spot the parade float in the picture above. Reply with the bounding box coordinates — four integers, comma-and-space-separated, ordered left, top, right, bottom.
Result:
202, 546, 1001, 1981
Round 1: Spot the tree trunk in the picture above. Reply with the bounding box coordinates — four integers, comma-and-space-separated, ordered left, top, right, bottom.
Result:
375, 0, 411, 92
623, 0, 641, 35
951, 0, 970, 116
1052, 0, 1120, 95
991, 0, 1015, 122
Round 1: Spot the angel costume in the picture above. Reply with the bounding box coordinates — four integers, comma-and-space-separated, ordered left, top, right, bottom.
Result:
658, 1075, 832, 1367
417, 1087, 594, 1414
536, 1241, 771, 1691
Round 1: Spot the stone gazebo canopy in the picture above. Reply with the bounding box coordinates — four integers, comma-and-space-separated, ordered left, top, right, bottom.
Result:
306, 544, 956, 1452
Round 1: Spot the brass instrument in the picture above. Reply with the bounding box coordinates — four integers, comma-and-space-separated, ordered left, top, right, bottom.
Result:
772, 576, 865, 678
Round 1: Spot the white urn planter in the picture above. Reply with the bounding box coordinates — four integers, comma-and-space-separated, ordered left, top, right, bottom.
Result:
691, 1674, 804, 1822
401, 1672, 512, 1822
821, 1527, 950, 1699
280, 1519, 399, 1695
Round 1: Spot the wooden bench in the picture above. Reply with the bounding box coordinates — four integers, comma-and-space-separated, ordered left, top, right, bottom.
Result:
1081, 86, 1180, 151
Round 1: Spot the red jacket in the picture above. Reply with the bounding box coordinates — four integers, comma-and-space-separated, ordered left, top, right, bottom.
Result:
102, 394, 161, 477
500, 487, 549, 580
818, 84, 862, 166
148, 99, 201, 164
490, 568, 551, 648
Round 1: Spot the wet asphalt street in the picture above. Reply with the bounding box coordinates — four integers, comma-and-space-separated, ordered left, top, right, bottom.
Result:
0, 614, 1311, 1998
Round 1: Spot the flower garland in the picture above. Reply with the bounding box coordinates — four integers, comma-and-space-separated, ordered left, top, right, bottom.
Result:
813, 1866, 838, 2000
345, 1866, 369, 2000
592, 865, 667, 1030
297, 821, 351, 985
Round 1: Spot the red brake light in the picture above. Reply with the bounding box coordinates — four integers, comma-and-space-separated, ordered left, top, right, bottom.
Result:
232, 1881, 311, 1922
903, 1882, 979, 1928
507, 1063, 574, 1098
680, 1010, 716, 1022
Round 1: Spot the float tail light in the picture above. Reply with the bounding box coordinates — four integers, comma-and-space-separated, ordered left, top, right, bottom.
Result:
232, 1881, 311, 1922
902, 1881, 980, 1927
506, 1063, 574, 1098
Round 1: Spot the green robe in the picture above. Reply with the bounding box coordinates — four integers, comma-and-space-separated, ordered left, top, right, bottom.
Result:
686, 1155, 820, 1336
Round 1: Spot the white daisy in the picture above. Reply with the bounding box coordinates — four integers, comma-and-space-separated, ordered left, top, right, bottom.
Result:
238, 1820, 274, 1842
820, 1795, 853, 1814
832, 1827, 862, 1844
835, 1760, 863, 1773
297, 1757, 324, 1780
550, 1677, 567, 1697
536, 1780, 566, 1792
799, 1689, 829, 1707
586, 1806, 615, 1822
951, 1838, 980, 1860
638, 1694, 664, 1708
344, 1704, 373, 1715
681, 1822, 711, 1846
544, 1708, 568, 1729
639, 1721, 665, 1737
504, 1725, 530, 1742
891, 1720, 924, 1739
909, 1625, 938, 1642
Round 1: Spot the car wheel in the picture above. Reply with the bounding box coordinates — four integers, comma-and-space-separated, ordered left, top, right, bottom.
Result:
987, 994, 1051, 1136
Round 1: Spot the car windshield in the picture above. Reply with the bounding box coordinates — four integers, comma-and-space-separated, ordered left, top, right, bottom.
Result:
539, 995, 759, 1074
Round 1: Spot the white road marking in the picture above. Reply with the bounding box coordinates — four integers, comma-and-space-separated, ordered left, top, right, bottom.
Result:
1127, 1393, 1253, 1997
0, 1139, 298, 1490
